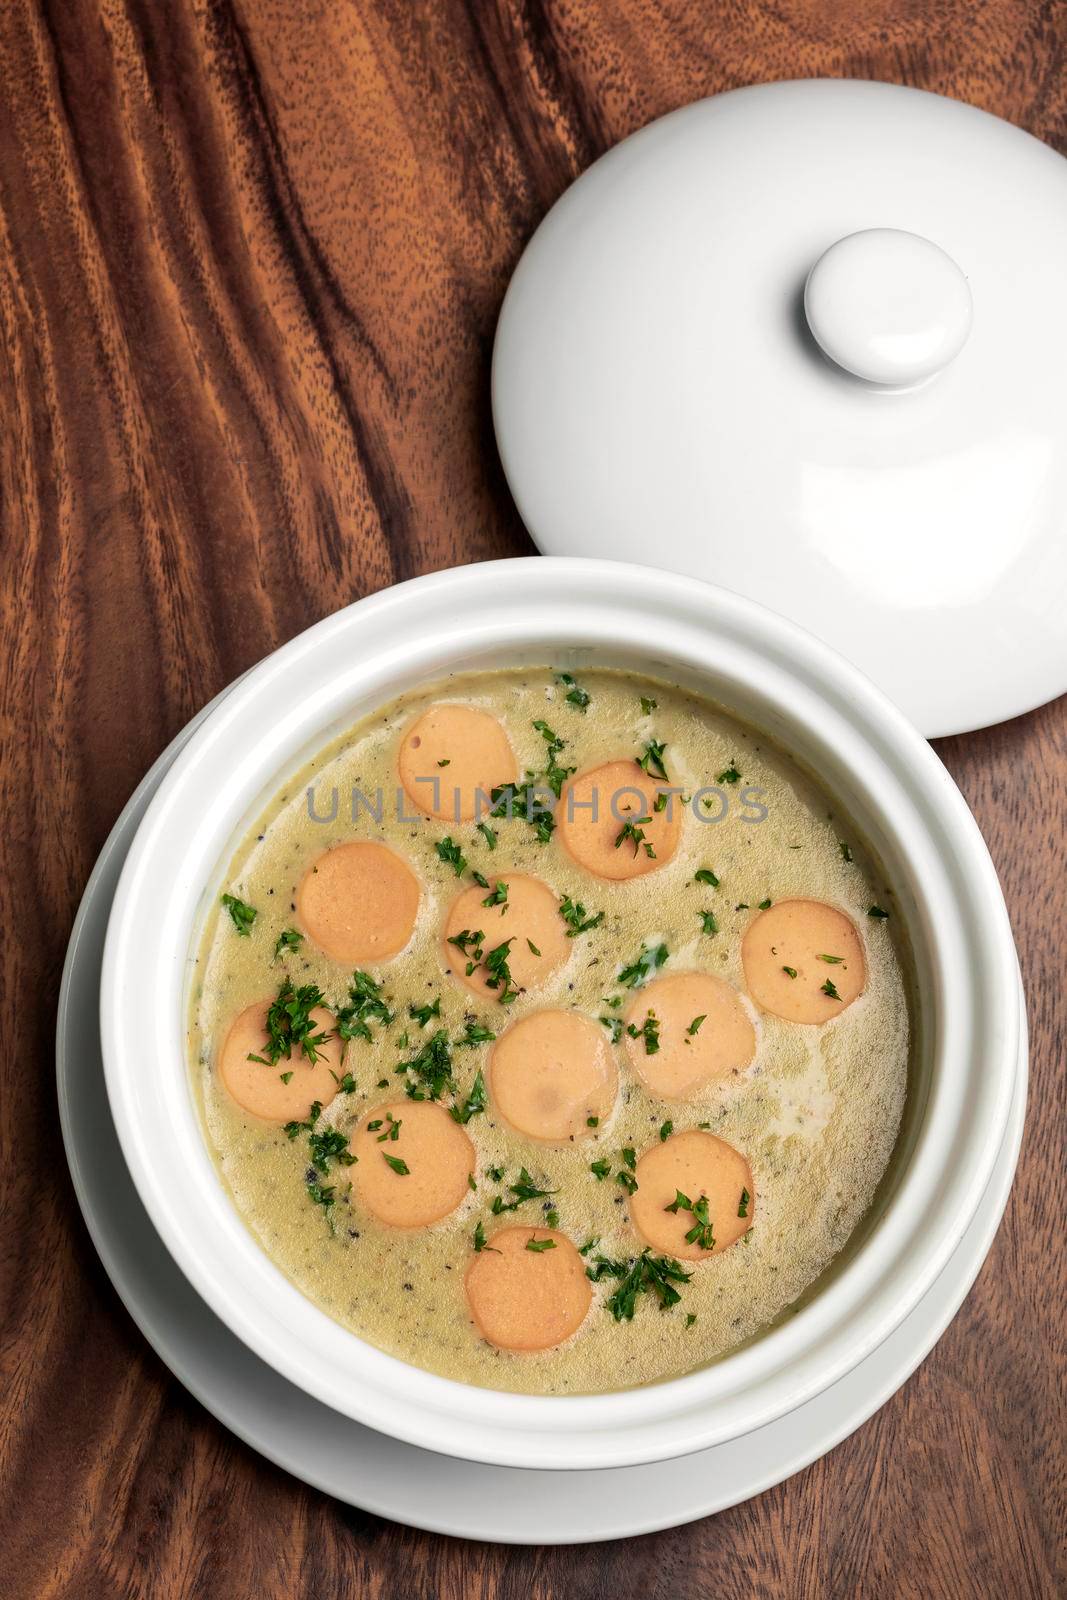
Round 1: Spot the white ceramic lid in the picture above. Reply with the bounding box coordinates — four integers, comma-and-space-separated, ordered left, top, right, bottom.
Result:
493, 79, 1067, 737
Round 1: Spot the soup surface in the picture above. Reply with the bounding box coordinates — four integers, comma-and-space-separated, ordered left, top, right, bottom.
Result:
189, 667, 910, 1394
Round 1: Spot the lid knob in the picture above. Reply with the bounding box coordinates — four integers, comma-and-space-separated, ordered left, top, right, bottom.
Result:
803, 228, 972, 388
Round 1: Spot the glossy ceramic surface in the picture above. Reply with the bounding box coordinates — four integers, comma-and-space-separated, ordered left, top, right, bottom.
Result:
493, 80, 1067, 736
98, 559, 1021, 1469
60, 733, 1027, 1536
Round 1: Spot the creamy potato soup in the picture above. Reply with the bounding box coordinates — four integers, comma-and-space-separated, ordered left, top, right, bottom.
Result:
189, 667, 911, 1394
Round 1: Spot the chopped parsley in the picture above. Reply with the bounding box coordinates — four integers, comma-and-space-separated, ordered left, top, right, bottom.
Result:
617, 943, 669, 989
615, 815, 654, 858
757, 898, 773, 910
309, 1125, 357, 1172
626, 1011, 660, 1055
686, 1014, 706, 1036
476, 821, 497, 850
559, 895, 604, 936
525, 1236, 557, 1252
451, 1068, 487, 1125
531, 720, 575, 799
454, 1019, 496, 1048
615, 1170, 638, 1196
247, 980, 330, 1067
336, 970, 394, 1042
482, 938, 519, 1003
491, 1167, 557, 1214
306, 1181, 336, 1212
589, 1250, 692, 1320
868, 904, 890, 920
639, 696, 657, 715
782, 965, 798, 979
221, 893, 257, 936
273, 927, 303, 958
589, 1158, 611, 1180
637, 740, 669, 781
716, 761, 742, 785
738, 1187, 750, 1218
600, 1015, 624, 1043
659, 1119, 673, 1142
472, 1219, 498, 1253
587, 1116, 599, 1128
382, 1152, 410, 1176
556, 671, 590, 711
817, 953, 845, 964
698, 910, 719, 936
481, 880, 509, 909
397, 1028, 454, 1101
435, 837, 467, 876
821, 978, 842, 1000
693, 868, 720, 887
409, 996, 442, 1028
666, 1189, 715, 1251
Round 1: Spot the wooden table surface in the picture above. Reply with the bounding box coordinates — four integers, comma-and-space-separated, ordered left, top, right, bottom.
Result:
1, 3, 1064, 1596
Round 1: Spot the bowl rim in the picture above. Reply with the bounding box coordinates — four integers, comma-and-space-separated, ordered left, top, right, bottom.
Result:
100, 557, 1020, 1469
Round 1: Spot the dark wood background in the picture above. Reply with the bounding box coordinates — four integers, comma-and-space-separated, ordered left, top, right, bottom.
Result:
0, 2, 1063, 1596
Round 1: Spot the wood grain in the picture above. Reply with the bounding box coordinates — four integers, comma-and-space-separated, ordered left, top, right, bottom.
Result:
0, 2, 1064, 1596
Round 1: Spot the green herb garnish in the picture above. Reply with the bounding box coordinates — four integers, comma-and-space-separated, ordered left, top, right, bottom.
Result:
472, 1219, 498, 1253
273, 927, 303, 958
693, 868, 720, 887
491, 1167, 557, 1214
435, 837, 467, 876
455, 1019, 496, 1048
382, 1152, 410, 1175
738, 1187, 750, 1218
221, 893, 257, 936
556, 671, 590, 711
664, 1190, 715, 1251
821, 978, 842, 999
626, 1011, 660, 1055
617, 943, 669, 989
589, 1159, 611, 1181
659, 1119, 673, 1142
451, 1068, 487, 1125
638, 740, 669, 781
559, 895, 604, 936
868, 904, 890, 920
481, 880, 509, 909
687, 1014, 706, 1036
590, 1250, 692, 1320
409, 996, 442, 1027
782, 965, 798, 978
716, 761, 742, 785
397, 1028, 454, 1101
476, 821, 498, 850
639, 696, 657, 715
525, 1236, 557, 1252
698, 910, 719, 936
247, 980, 330, 1067
615, 815, 654, 858
336, 970, 394, 1042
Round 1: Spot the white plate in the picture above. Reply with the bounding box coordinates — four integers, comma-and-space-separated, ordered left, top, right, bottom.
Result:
57, 707, 1027, 1543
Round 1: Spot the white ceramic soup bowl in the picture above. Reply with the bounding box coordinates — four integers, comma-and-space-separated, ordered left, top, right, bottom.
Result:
100, 558, 1021, 1471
